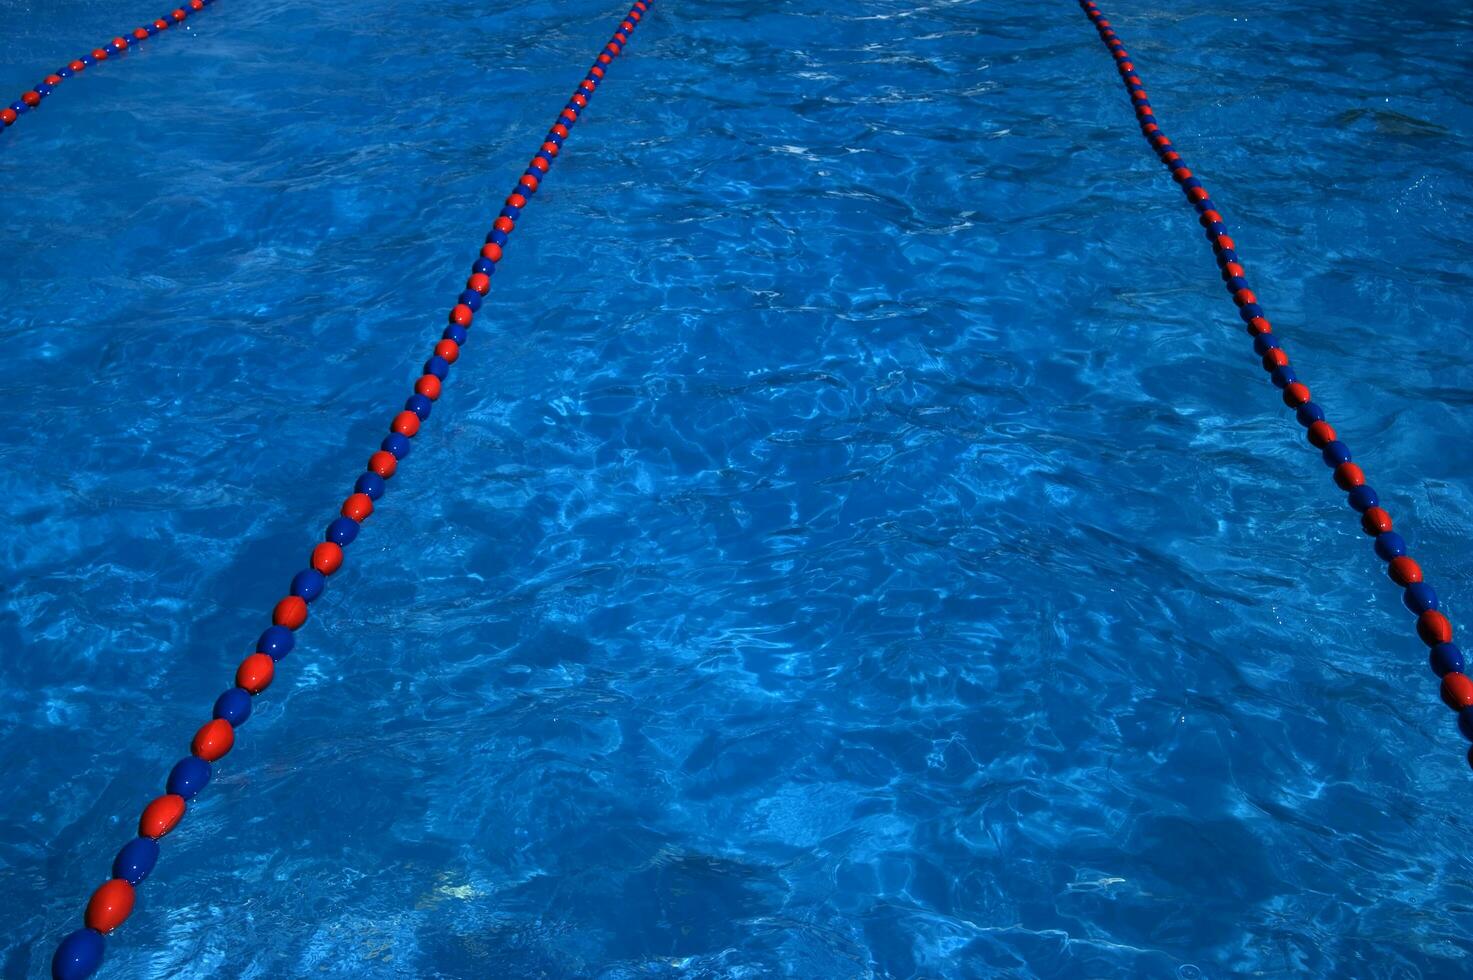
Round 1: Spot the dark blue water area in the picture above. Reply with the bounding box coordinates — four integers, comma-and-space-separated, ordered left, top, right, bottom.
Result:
3, 0, 1473, 976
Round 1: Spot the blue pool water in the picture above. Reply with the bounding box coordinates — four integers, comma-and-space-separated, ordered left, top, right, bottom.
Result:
4, 0, 1473, 976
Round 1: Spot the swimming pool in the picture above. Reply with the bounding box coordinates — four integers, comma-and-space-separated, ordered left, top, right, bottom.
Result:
4, 0, 1473, 975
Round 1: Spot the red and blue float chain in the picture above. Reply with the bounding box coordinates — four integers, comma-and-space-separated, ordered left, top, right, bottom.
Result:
1075, 1, 1473, 764
0, 1, 215, 137
47, 3, 655, 977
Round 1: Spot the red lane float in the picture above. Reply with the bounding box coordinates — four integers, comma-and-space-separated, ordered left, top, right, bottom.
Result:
1, 0, 218, 139
83, 881, 134, 935
47, 3, 659, 977
137, 795, 185, 840
1075, 1, 1471, 767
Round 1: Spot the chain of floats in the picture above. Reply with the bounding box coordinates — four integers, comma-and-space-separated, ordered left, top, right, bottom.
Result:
1076, 0, 1473, 762
48, 2, 656, 976
1, 0, 216, 137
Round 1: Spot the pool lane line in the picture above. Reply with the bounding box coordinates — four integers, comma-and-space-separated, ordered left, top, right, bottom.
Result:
46, 3, 657, 977
1, 1, 218, 137
1074, 1, 1473, 765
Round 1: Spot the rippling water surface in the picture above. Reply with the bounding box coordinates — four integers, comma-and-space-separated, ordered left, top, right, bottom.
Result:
3, 0, 1473, 976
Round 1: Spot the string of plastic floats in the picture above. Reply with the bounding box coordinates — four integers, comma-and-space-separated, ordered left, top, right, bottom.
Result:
1, 1, 216, 137
47, 3, 656, 976
1074, 0, 1471, 764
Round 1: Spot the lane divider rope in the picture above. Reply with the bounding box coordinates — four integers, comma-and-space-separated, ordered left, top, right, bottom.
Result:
1075, 1, 1472, 767
47, 3, 656, 976
1, 0, 217, 137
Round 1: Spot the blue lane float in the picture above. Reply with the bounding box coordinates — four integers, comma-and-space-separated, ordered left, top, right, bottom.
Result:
46, 3, 657, 976
1075, 0, 1471, 766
